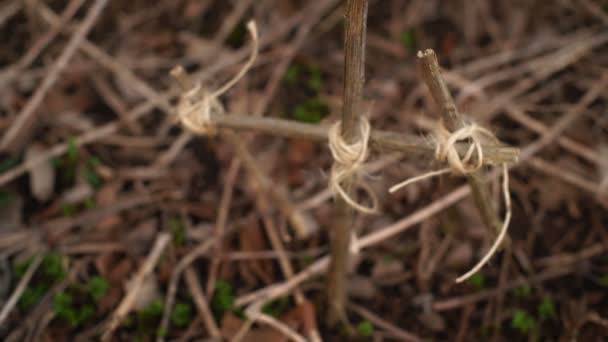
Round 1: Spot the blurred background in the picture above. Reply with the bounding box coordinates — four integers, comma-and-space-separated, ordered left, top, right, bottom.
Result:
1, 0, 607, 340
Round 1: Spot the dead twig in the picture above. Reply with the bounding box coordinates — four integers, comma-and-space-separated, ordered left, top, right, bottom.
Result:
0, 254, 43, 327
184, 267, 221, 339
0, 0, 109, 151
328, 0, 369, 324
102, 233, 171, 341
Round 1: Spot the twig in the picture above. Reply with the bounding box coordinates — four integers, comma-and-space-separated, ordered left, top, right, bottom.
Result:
417, 49, 510, 246
184, 267, 221, 339
348, 302, 421, 341
207, 112, 519, 164
206, 159, 240, 295
0, 254, 43, 327
102, 233, 171, 341
328, 0, 369, 324
0, 0, 109, 151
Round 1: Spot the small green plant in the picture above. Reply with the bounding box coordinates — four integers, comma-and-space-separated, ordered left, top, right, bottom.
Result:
466, 273, 485, 290
306, 64, 323, 91
18, 284, 48, 310
87, 276, 110, 302
292, 98, 329, 124
400, 29, 416, 51
357, 320, 374, 337
138, 300, 164, 321
511, 309, 536, 335
538, 296, 556, 321
513, 285, 532, 298
171, 302, 193, 327
42, 253, 66, 281
14, 257, 33, 278
52, 291, 95, 328
211, 279, 235, 317
226, 21, 247, 48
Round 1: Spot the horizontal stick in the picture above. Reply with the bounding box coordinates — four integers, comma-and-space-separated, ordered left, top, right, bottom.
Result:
209, 112, 519, 165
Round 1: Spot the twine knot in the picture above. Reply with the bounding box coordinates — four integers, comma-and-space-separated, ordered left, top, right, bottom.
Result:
328, 117, 378, 214
174, 21, 259, 136
390, 120, 512, 283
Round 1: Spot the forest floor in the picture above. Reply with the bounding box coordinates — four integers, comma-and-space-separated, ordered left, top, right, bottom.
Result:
1, 0, 608, 341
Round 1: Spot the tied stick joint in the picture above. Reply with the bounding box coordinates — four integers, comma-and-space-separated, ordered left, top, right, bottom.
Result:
172, 20, 259, 135
390, 120, 513, 283
328, 116, 379, 214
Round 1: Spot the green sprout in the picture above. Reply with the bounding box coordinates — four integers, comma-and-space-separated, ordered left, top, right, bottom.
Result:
87, 276, 109, 302
211, 279, 234, 317
538, 296, 556, 321
18, 284, 48, 310
466, 273, 485, 290
511, 309, 536, 335
53, 291, 95, 328
357, 320, 374, 337
171, 302, 193, 327
292, 98, 329, 124
42, 253, 66, 281
400, 29, 416, 51
138, 300, 164, 321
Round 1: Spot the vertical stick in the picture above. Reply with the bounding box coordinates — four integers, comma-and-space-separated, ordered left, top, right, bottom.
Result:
328, 0, 368, 325
417, 49, 506, 240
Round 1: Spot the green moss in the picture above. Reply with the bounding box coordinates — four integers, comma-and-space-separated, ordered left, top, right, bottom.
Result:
52, 291, 94, 328
466, 273, 485, 290
18, 284, 48, 310
171, 303, 193, 327
511, 309, 536, 335
538, 296, 556, 321
138, 300, 164, 321
42, 253, 66, 281
291, 98, 329, 123
357, 320, 374, 337
211, 279, 234, 317
400, 29, 416, 51
87, 276, 109, 302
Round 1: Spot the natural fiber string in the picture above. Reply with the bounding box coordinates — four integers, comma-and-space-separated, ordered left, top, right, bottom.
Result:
176, 21, 259, 135
328, 117, 378, 214
389, 121, 512, 283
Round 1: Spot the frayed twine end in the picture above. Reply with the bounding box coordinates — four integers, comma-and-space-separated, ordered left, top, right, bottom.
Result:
173, 20, 259, 135
390, 120, 512, 283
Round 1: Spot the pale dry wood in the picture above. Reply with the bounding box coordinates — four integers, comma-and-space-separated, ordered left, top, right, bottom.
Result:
1, 0, 109, 151
102, 233, 171, 341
